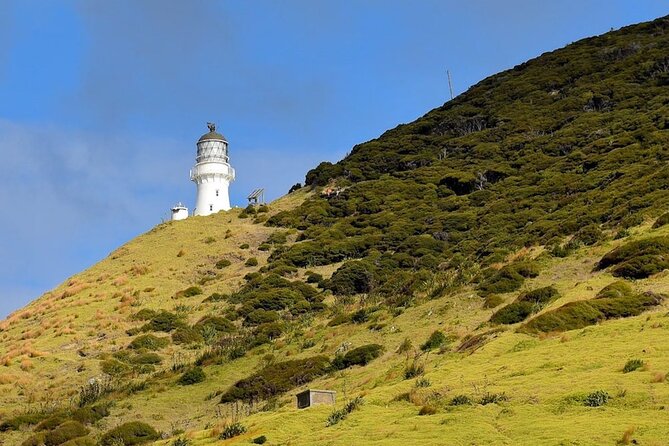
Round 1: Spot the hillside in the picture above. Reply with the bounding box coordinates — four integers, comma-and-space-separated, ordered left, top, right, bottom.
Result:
3, 15, 669, 446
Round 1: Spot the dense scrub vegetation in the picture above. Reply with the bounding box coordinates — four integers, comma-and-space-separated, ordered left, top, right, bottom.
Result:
264, 16, 669, 299
522, 283, 663, 333
597, 237, 669, 278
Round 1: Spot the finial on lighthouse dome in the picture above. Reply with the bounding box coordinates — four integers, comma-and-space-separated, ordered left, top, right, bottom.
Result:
199, 122, 227, 142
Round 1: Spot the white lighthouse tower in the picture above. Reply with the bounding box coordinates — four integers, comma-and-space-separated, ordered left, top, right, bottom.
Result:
190, 123, 235, 216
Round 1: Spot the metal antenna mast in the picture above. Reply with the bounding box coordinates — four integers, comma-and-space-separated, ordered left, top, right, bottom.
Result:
447, 69, 454, 100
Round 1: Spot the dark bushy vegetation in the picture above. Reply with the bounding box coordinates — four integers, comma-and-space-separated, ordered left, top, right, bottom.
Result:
178, 367, 206, 385
128, 334, 169, 350
653, 212, 669, 228
584, 390, 610, 407
215, 259, 232, 269
490, 286, 559, 324
420, 331, 447, 351
478, 262, 539, 296
43, 421, 88, 446
220, 356, 330, 403
100, 421, 159, 446
262, 17, 669, 307
176, 286, 202, 298
332, 344, 383, 369
140, 311, 184, 333
597, 237, 669, 279
523, 284, 663, 332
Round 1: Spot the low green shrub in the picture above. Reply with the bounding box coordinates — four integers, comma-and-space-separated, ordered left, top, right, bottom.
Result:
219, 422, 246, 439
523, 291, 663, 333
100, 359, 130, 376
130, 308, 158, 321
0, 413, 48, 432
305, 271, 323, 284
612, 255, 669, 279
420, 331, 447, 351
418, 405, 437, 415
171, 327, 204, 345
596, 281, 633, 299
332, 344, 383, 369
129, 334, 169, 350
653, 212, 669, 228
245, 257, 259, 267
573, 224, 603, 246
99, 421, 159, 445
478, 262, 539, 296
60, 437, 95, 446
195, 316, 235, 333
623, 359, 644, 373
584, 390, 609, 407
178, 367, 206, 385
327, 313, 351, 326
490, 301, 535, 324
519, 286, 559, 305
176, 286, 202, 298
597, 237, 669, 274
220, 356, 330, 403
215, 259, 232, 269
72, 403, 110, 425
141, 311, 184, 333
35, 415, 68, 431
483, 294, 504, 308
43, 421, 88, 446
327, 261, 376, 295
252, 435, 267, 444
350, 308, 370, 324
130, 352, 162, 365
244, 309, 280, 326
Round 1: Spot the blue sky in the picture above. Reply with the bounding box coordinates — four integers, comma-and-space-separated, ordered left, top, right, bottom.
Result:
0, 0, 667, 318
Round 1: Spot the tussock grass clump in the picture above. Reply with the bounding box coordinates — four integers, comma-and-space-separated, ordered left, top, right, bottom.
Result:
584, 390, 609, 407
623, 359, 644, 373
326, 396, 364, 427
450, 395, 473, 406
219, 422, 246, 439
100, 421, 159, 446
220, 356, 330, 403
479, 392, 508, 405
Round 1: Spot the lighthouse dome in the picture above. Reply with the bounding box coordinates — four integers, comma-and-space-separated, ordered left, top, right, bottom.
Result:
198, 130, 227, 142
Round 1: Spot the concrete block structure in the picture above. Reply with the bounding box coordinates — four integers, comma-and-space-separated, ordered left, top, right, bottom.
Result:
296, 389, 336, 409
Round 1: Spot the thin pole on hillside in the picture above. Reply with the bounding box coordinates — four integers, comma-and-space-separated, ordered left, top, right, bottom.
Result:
447, 69, 454, 100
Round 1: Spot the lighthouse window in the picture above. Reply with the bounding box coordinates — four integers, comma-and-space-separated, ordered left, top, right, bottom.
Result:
209, 205, 213, 211
216, 190, 219, 196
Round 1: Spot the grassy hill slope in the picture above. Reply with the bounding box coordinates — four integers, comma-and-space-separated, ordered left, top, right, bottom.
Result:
4, 15, 669, 446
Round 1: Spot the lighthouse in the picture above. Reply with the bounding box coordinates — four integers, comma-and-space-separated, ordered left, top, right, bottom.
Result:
190, 122, 235, 216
